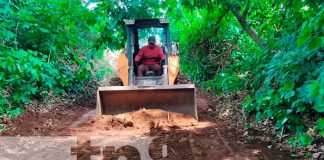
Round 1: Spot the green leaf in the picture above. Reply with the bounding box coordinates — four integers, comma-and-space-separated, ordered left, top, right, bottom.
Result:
283, 81, 295, 90
308, 37, 322, 51
0, 124, 3, 132
7, 107, 24, 118
297, 26, 311, 47
313, 103, 324, 112
316, 118, 324, 130
319, 130, 324, 136
305, 152, 312, 158
255, 112, 261, 124
20, 95, 31, 104
38, 27, 50, 33
275, 117, 288, 128
30, 87, 37, 94
242, 95, 252, 108
296, 133, 313, 147
297, 105, 306, 112
281, 117, 288, 126
307, 81, 320, 98
292, 0, 302, 11
284, 91, 295, 100
288, 137, 297, 147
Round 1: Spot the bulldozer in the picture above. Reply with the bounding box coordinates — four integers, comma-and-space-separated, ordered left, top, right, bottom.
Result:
96, 18, 197, 119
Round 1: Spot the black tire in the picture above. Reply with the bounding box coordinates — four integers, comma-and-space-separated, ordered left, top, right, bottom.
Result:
176, 74, 189, 84
109, 77, 123, 86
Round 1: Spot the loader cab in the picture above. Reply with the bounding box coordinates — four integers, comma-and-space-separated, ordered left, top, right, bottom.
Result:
125, 18, 171, 86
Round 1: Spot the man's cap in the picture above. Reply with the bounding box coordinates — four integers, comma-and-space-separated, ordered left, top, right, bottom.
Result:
148, 36, 156, 43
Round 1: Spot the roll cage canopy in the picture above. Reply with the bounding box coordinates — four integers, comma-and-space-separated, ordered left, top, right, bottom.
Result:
124, 18, 171, 68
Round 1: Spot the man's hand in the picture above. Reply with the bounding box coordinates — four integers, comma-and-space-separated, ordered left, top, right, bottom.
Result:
161, 59, 166, 66
134, 61, 140, 68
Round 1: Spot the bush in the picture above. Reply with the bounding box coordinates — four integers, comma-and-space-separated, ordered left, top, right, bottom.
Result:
0, 0, 100, 118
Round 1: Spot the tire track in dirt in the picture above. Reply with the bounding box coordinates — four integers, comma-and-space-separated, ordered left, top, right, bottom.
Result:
69, 110, 96, 128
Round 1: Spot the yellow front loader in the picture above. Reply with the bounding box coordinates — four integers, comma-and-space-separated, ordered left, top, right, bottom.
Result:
96, 19, 197, 119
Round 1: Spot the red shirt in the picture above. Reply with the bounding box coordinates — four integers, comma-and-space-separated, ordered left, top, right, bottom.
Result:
135, 45, 165, 65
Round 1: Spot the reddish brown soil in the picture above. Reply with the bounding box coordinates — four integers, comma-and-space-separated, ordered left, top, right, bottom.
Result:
0, 92, 295, 160
57, 109, 198, 137
0, 98, 94, 136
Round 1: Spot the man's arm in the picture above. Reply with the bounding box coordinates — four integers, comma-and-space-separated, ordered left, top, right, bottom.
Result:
157, 46, 166, 60
135, 48, 144, 62
133, 48, 144, 68
157, 46, 166, 65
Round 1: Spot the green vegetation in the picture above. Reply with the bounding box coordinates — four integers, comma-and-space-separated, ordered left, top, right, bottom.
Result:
169, 0, 323, 151
0, 0, 323, 155
0, 0, 99, 118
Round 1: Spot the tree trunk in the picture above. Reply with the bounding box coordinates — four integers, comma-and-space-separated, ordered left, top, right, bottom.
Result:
231, 7, 265, 49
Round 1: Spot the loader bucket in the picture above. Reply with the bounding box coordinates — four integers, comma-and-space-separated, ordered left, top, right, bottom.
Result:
96, 84, 197, 119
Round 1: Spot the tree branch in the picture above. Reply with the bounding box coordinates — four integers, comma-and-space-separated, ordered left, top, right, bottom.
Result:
231, 7, 265, 49
14, 21, 20, 50
213, 9, 228, 35
242, 0, 250, 18
199, 9, 229, 44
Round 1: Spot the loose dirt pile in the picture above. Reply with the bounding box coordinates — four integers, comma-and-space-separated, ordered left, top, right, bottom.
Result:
65, 109, 198, 136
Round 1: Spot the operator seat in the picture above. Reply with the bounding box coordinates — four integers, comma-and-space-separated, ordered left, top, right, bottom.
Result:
142, 44, 167, 77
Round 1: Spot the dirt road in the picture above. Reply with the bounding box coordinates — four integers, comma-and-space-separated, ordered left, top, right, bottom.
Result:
0, 92, 294, 160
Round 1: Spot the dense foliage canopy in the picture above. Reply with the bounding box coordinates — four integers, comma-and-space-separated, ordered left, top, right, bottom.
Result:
169, 0, 323, 149
0, 0, 323, 153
